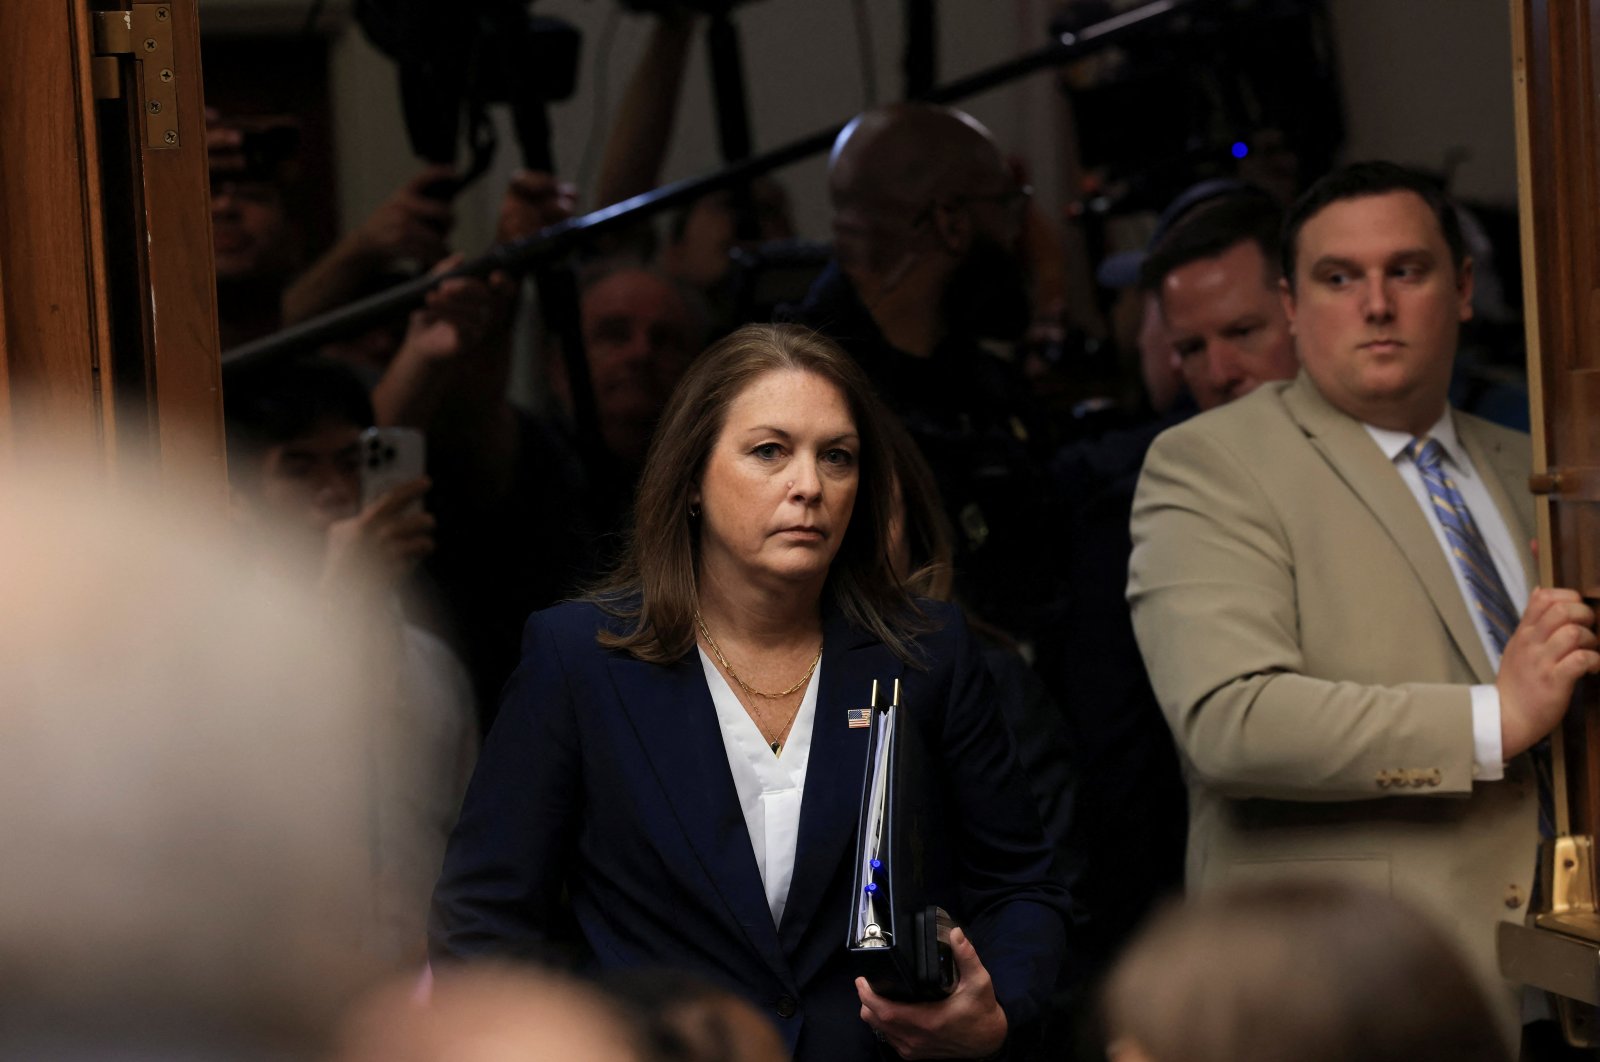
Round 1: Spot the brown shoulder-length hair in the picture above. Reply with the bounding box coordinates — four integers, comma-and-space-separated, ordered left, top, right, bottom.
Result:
590, 323, 928, 664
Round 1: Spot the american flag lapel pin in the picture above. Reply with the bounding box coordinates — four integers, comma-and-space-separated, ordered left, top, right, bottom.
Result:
847, 678, 878, 729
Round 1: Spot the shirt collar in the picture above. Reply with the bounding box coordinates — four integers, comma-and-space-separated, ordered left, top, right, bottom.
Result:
1365, 407, 1461, 468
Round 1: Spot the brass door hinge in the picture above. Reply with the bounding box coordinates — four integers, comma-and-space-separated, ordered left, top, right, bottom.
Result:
91, 4, 178, 150
1541, 835, 1598, 916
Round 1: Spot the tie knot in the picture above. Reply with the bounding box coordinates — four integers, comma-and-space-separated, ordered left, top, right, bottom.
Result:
1407, 436, 1444, 473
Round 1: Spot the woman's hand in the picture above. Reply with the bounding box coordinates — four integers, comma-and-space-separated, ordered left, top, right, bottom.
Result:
855, 928, 1008, 1059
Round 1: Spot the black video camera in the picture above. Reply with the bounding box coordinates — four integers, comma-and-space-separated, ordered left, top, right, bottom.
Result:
356, 0, 582, 183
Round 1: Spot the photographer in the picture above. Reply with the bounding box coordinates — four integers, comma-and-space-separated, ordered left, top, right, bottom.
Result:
207, 108, 305, 349
224, 357, 477, 964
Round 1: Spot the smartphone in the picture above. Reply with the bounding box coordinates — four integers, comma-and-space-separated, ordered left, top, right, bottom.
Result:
359, 426, 427, 510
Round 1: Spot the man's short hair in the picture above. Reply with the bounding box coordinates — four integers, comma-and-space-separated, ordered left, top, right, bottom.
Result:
1139, 191, 1284, 294
223, 357, 374, 463
1281, 160, 1466, 289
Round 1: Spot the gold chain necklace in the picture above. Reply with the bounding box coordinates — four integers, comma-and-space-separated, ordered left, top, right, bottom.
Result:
695, 611, 823, 699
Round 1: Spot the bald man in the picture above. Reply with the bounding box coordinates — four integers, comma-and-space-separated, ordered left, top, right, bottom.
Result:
789, 103, 1060, 643
823, 103, 1031, 357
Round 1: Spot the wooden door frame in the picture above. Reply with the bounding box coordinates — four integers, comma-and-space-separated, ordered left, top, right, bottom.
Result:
0, 0, 225, 491
1499, 0, 1600, 1035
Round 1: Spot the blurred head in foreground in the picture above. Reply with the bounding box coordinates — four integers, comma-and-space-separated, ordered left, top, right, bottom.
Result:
604, 969, 788, 1062
334, 964, 648, 1062
0, 452, 396, 1058
1101, 879, 1511, 1062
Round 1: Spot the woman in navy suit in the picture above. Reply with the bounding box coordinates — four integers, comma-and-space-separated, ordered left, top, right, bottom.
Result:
430, 324, 1071, 1060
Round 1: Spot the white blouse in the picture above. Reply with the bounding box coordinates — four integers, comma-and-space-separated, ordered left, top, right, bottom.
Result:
698, 648, 819, 926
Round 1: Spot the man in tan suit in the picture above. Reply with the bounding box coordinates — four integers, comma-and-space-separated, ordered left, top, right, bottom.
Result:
1128, 161, 1600, 1036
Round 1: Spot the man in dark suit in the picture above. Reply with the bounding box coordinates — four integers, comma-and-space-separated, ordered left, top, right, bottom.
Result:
1041, 185, 1298, 976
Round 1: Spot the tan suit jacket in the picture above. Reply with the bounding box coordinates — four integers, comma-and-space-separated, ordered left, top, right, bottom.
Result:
1128, 372, 1537, 1030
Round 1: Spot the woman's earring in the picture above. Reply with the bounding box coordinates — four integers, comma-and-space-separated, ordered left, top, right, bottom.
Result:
689, 503, 701, 519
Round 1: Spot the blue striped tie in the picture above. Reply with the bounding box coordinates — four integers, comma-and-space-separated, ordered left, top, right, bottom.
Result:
1406, 437, 1553, 839
1406, 437, 1519, 653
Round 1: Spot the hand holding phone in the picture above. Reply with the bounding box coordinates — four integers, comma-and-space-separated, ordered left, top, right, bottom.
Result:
319, 428, 434, 595
360, 427, 427, 510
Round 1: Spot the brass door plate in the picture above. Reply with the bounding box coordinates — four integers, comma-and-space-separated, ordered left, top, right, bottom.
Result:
1544, 835, 1599, 917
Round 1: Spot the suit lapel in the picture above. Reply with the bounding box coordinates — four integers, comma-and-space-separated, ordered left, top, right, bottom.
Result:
1456, 413, 1538, 594
778, 610, 891, 953
605, 649, 790, 978
1282, 373, 1496, 682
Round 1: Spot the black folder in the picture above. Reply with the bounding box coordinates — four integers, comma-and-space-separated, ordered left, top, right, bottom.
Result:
845, 678, 959, 1001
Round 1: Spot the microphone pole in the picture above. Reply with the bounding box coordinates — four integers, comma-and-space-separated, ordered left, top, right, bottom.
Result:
222, 0, 1198, 369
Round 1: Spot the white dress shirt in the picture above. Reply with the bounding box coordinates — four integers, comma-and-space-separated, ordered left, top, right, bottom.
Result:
699, 649, 819, 925
1365, 409, 1529, 781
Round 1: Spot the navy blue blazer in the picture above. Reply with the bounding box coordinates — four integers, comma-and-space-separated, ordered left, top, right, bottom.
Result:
429, 597, 1071, 1060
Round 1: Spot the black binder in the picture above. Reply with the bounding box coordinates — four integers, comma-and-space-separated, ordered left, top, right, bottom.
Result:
845, 678, 959, 1001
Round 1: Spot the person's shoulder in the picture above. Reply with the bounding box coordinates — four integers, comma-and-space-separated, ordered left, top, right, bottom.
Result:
834, 597, 968, 658
525, 598, 626, 647
398, 622, 477, 724
1145, 382, 1298, 474
1161, 380, 1294, 442
911, 597, 965, 631
1455, 406, 1531, 456
400, 621, 471, 681
903, 598, 974, 660
1053, 408, 1185, 496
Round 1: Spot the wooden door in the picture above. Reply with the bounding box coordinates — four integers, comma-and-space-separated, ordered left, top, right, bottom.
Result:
1499, 0, 1600, 1035
0, 0, 224, 490
1519, 0, 1600, 846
